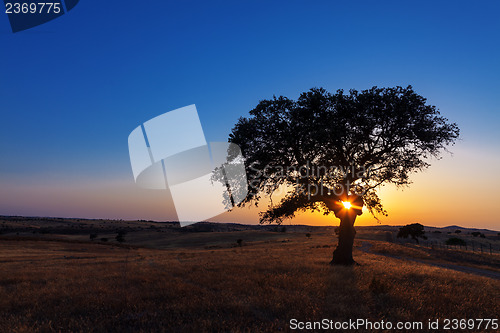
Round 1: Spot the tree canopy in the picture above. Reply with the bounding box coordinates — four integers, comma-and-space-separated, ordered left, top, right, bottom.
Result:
397, 223, 427, 244
229, 86, 459, 224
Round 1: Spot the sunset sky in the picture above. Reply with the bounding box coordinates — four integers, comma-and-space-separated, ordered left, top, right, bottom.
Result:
0, 1, 499, 230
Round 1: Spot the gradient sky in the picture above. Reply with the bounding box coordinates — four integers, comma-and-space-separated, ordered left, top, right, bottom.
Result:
0, 1, 499, 230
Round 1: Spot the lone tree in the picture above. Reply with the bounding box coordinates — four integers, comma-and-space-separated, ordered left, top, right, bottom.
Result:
397, 223, 427, 244
228, 86, 459, 265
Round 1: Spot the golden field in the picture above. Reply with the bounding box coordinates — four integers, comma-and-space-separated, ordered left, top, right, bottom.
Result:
0, 219, 499, 332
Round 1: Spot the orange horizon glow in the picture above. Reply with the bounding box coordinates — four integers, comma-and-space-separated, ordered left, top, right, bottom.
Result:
0, 144, 498, 231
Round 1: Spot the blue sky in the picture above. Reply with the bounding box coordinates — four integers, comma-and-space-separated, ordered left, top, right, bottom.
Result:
0, 1, 499, 227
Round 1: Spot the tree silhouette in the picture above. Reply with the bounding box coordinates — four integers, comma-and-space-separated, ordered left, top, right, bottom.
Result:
228, 86, 459, 265
397, 223, 427, 244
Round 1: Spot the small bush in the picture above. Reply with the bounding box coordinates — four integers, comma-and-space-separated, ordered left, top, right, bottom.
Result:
115, 230, 127, 243
446, 237, 466, 246
100, 238, 108, 242
397, 223, 426, 244
236, 239, 243, 247
305, 233, 311, 238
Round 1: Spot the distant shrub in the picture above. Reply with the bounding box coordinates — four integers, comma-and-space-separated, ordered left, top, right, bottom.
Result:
397, 223, 426, 244
236, 239, 243, 247
100, 238, 108, 242
90, 233, 98, 241
446, 237, 466, 246
281, 226, 287, 233
455, 230, 461, 234
433, 230, 442, 234
115, 230, 127, 243
306, 233, 311, 238
471, 232, 485, 238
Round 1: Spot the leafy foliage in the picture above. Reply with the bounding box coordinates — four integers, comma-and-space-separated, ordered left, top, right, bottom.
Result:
446, 237, 467, 246
115, 230, 127, 243
397, 223, 427, 244
229, 86, 459, 224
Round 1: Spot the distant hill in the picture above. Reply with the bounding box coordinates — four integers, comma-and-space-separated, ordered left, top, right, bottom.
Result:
0, 215, 498, 237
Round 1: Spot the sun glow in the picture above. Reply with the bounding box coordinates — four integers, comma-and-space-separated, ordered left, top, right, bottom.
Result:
342, 201, 352, 209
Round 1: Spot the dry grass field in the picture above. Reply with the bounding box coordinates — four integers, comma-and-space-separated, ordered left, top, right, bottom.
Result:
0, 221, 499, 332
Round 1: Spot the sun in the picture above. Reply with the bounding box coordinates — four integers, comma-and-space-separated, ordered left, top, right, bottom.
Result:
342, 201, 352, 209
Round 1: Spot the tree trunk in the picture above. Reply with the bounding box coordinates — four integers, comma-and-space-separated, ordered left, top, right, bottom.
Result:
330, 214, 357, 265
